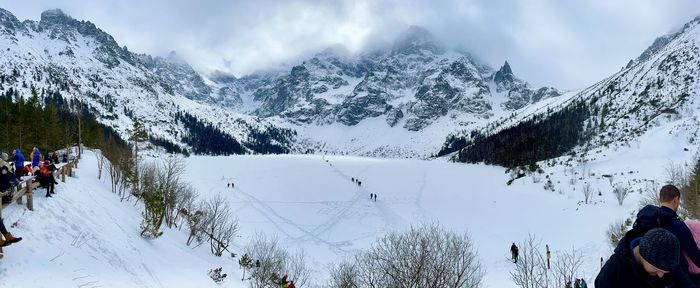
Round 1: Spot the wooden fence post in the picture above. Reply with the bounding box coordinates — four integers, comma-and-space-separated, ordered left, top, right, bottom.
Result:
26, 185, 33, 211
16, 185, 22, 205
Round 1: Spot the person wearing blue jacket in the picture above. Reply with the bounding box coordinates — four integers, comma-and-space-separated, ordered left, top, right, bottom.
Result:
12, 149, 24, 179
30, 147, 41, 167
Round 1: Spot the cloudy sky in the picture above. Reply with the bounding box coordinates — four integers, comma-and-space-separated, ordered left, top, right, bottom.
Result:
2, 0, 700, 90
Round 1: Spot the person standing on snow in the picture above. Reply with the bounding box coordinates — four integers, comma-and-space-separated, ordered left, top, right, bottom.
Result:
511, 242, 519, 263
30, 147, 41, 168
12, 149, 24, 179
546, 244, 551, 269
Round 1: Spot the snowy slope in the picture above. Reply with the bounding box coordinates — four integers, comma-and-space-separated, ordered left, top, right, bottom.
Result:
0, 150, 232, 287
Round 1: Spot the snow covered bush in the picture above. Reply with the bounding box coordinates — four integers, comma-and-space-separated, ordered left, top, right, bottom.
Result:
202, 194, 239, 257
139, 163, 166, 238
607, 219, 631, 249
665, 161, 690, 188
208, 267, 227, 284
178, 194, 239, 257
613, 183, 630, 205
244, 232, 310, 288
552, 247, 584, 288
327, 223, 484, 288
180, 205, 208, 246
638, 181, 660, 210
326, 262, 359, 288
581, 182, 593, 204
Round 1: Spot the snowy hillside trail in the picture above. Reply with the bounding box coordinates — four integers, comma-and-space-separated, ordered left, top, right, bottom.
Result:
0, 151, 221, 288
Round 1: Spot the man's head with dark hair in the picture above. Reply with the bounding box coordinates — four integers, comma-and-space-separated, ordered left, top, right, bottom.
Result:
659, 184, 681, 211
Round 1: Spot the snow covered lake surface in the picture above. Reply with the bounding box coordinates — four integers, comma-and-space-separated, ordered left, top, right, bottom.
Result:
0, 121, 694, 287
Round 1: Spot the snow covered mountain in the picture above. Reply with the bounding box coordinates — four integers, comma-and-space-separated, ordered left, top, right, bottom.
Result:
441, 15, 700, 166
217, 26, 560, 157
242, 26, 560, 132
0, 8, 297, 155
0, 8, 562, 158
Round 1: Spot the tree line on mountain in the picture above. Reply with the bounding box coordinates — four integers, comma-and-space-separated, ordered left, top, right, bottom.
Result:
0, 83, 128, 155
438, 101, 591, 168
174, 111, 246, 155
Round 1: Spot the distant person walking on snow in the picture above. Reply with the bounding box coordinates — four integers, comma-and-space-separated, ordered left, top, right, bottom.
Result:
370, 193, 373, 200
511, 242, 519, 263
358, 181, 362, 187
546, 244, 551, 269
373, 194, 377, 202
352, 177, 355, 182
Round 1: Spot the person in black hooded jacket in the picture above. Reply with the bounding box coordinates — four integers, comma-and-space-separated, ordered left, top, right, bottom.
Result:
655, 184, 700, 285
596, 228, 685, 287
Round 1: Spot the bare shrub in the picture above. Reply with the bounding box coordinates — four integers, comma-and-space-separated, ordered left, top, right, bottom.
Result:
582, 182, 592, 204
510, 234, 548, 288
613, 183, 630, 206
552, 247, 584, 287
327, 223, 484, 288
245, 233, 310, 288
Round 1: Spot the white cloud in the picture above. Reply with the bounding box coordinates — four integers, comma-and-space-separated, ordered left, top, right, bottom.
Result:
1, 0, 699, 89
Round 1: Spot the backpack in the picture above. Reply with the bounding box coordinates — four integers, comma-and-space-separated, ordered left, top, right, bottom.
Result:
684, 219, 700, 274
630, 205, 666, 239
40, 165, 49, 177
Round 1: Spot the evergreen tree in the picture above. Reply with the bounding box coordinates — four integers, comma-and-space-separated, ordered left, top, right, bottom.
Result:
239, 253, 253, 281
129, 119, 148, 193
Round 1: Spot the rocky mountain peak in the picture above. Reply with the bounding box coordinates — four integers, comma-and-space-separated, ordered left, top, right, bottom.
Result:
40, 9, 74, 25
0, 8, 23, 33
493, 61, 514, 83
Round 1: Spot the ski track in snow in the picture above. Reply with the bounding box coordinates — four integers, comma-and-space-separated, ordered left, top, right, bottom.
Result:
227, 158, 410, 256
234, 187, 350, 254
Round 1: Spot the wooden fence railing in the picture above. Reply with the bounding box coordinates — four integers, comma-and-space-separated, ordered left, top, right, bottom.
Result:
0, 158, 79, 219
